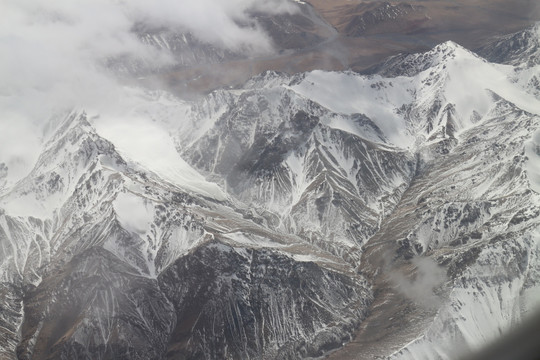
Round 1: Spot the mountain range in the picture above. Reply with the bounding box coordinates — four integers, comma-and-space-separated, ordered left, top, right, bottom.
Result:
1, 4, 540, 360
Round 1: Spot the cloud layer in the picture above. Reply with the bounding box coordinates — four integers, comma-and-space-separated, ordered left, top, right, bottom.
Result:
0, 0, 298, 187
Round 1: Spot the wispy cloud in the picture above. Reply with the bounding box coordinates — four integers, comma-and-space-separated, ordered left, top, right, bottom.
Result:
389, 257, 447, 309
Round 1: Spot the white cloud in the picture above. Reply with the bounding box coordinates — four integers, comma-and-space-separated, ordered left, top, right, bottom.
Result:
125, 0, 293, 54
0, 0, 298, 187
390, 257, 447, 309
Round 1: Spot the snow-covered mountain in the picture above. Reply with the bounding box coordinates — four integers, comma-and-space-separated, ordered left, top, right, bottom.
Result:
1, 23, 540, 360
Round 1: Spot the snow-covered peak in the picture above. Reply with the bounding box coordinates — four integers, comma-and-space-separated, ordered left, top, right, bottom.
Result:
243, 70, 291, 89
430, 40, 462, 56
0, 107, 229, 220
432, 40, 467, 53
0, 112, 125, 218
409, 41, 489, 79
286, 39, 540, 149
365, 40, 482, 78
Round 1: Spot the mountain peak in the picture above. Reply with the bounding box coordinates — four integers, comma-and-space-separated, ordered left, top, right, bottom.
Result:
434, 40, 463, 52
421, 40, 482, 67
0, 111, 125, 218
364, 39, 480, 77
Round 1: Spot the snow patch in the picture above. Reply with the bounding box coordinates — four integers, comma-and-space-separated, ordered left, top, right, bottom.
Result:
113, 191, 153, 235
525, 129, 540, 194
289, 71, 414, 147
93, 116, 226, 201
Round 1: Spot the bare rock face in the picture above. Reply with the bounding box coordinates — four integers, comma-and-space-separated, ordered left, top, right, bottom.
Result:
159, 242, 369, 360
17, 247, 176, 360
15, 240, 368, 360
